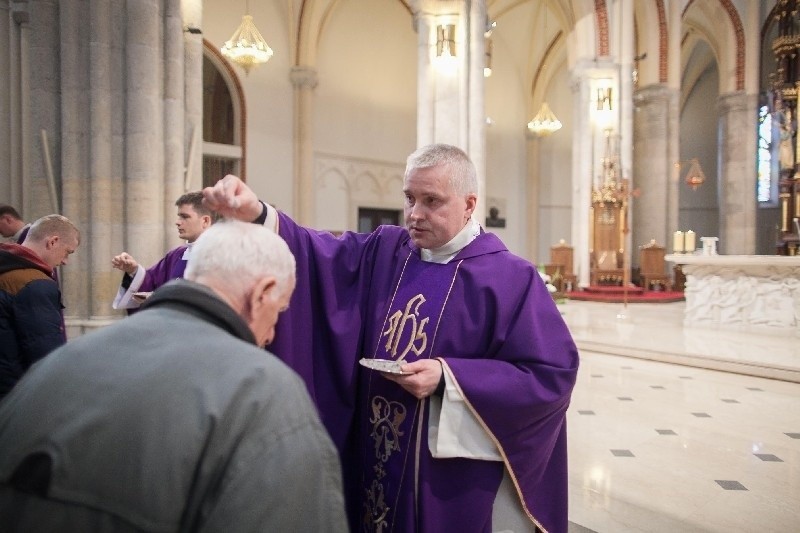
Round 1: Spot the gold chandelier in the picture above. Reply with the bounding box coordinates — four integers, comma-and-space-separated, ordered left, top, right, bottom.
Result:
528, 102, 562, 136
220, 2, 273, 74
527, 8, 561, 136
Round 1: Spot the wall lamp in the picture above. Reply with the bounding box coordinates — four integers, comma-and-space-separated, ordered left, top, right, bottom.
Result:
436, 24, 456, 58
597, 87, 613, 111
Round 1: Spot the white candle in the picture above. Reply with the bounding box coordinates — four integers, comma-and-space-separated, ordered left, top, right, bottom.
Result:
673, 231, 684, 253
684, 230, 696, 252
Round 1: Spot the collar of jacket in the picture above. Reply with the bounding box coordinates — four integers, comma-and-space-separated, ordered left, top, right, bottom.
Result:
141, 279, 257, 346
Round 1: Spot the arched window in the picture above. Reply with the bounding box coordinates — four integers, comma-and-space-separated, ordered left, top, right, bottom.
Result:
202, 40, 247, 186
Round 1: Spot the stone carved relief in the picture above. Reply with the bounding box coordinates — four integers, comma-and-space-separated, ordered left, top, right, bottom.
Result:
315, 153, 405, 231
683, 265, 800, 332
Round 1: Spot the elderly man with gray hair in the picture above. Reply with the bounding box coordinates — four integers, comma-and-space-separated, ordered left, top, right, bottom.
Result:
0, 220, 347, 532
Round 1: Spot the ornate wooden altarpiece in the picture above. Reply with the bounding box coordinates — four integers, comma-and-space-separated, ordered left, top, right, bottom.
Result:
772, 0, 800, 255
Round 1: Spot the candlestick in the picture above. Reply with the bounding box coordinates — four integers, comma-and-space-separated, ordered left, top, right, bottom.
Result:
684, 230, 696, 253
673, 231, 684, 253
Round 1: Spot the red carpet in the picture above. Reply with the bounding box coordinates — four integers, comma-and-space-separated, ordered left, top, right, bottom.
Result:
566, 285, 685, 303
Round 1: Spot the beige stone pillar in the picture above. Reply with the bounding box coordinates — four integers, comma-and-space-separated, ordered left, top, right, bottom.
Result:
181, 0, 203, 197
0, 1, 13, 205
59, 0, 91, 321
125, 0, 165, 267
415, 0, 486, 222
525, 130, 540, 263
718, 91, 757, 254
86, 0, 116, 319
164, 0, 186, 249
632, 85, 677, 259
290, 66, 318, 226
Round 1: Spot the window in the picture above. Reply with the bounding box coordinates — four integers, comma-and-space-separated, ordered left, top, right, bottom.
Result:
358, 208, 402, 232
202, 41, 246, 187
757, 104, 775, 205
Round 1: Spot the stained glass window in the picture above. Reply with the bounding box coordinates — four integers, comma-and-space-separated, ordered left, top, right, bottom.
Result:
757, 105, 773, 203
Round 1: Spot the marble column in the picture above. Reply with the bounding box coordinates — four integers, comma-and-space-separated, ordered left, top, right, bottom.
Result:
290, 66, 318, 226
415, 0, 486, 221
571, 60, 615, 287
718, 91, 757, 254
632, 84, 678, 260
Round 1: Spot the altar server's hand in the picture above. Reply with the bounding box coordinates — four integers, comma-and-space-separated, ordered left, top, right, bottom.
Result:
382, 359, 442, 399
203, 174, 263, 222
111, 252, 139, 275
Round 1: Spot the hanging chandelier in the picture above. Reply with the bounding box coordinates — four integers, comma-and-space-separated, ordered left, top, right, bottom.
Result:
220, 3, 273, 74
528, 102, 562, 136
527, 8, 561, 136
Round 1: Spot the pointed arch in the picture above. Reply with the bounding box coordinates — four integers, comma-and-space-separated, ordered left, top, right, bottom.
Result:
683, 0, 745, 91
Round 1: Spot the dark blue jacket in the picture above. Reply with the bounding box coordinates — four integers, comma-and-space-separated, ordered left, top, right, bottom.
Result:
0, 244, 65, 398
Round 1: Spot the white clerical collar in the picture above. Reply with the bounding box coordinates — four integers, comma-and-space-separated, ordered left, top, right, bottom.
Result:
181, 241, 195, 260
420, 217, 481, 264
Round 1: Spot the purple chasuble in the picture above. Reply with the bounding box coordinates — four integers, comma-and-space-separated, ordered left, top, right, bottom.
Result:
139, 246, 189, 292
361, 252, 463, 531
273, 213, 579, 533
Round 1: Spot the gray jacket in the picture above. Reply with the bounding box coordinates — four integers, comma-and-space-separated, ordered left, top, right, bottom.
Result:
0, 280, 348, 532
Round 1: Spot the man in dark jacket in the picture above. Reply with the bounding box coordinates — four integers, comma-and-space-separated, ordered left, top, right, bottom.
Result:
0, 214, 80, 398
0, 220, 347, 532
0, 205, 30, 244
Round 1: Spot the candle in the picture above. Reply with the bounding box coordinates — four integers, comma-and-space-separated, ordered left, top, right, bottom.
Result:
673, 231, 684, 253
684, 230, 696, 253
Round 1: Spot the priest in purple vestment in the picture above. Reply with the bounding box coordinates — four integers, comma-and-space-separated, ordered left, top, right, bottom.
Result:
112, 191, 215, 311
203, 144, 579, 533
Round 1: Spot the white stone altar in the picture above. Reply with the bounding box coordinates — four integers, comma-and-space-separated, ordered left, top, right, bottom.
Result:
665, 254, 800, 335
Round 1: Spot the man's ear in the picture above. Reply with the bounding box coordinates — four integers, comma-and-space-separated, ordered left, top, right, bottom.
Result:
465, 194, 477, 217
248, 276, 277, 313
45, 235, 60, 249
201, 214, 212, 229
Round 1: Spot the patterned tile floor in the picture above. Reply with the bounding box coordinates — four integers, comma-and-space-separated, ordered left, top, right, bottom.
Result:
559, 300, 800, 533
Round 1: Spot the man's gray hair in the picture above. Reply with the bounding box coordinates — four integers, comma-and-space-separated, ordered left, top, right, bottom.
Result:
185, 220, 296, 299
405, 143, 478, 196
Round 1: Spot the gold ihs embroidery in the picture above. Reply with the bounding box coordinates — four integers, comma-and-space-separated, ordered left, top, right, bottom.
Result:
369, 396, 407, 462
382, 293, 429, 360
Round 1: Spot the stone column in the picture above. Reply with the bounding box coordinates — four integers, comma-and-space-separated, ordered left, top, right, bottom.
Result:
415, 0, 486, 221
86, 0, 115, 319
571, 61, 608, 287
525, 129, 540, 262
125, 0, 165, 266
290, 66, 318, 225
181, 0, 203, 196
164, 0, 186, 244
718, 91, 757, 254
632, 84, 678, 259
0, 1, 12, 205
26, 0, 60, 220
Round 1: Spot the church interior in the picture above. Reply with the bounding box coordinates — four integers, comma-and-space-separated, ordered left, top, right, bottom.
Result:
1, 0, 799, 531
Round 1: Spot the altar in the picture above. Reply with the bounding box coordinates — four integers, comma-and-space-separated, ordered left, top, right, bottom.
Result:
665, 254, 800, 335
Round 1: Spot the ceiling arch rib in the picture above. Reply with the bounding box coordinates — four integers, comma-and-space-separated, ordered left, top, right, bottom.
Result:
683, 0, 744, 92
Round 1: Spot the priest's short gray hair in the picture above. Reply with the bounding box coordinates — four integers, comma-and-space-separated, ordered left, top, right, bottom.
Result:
405, 143, 478, 197
185, 220, 295, 299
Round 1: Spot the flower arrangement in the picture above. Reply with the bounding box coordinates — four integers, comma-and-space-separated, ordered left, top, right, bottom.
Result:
538, 270, 558, 294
